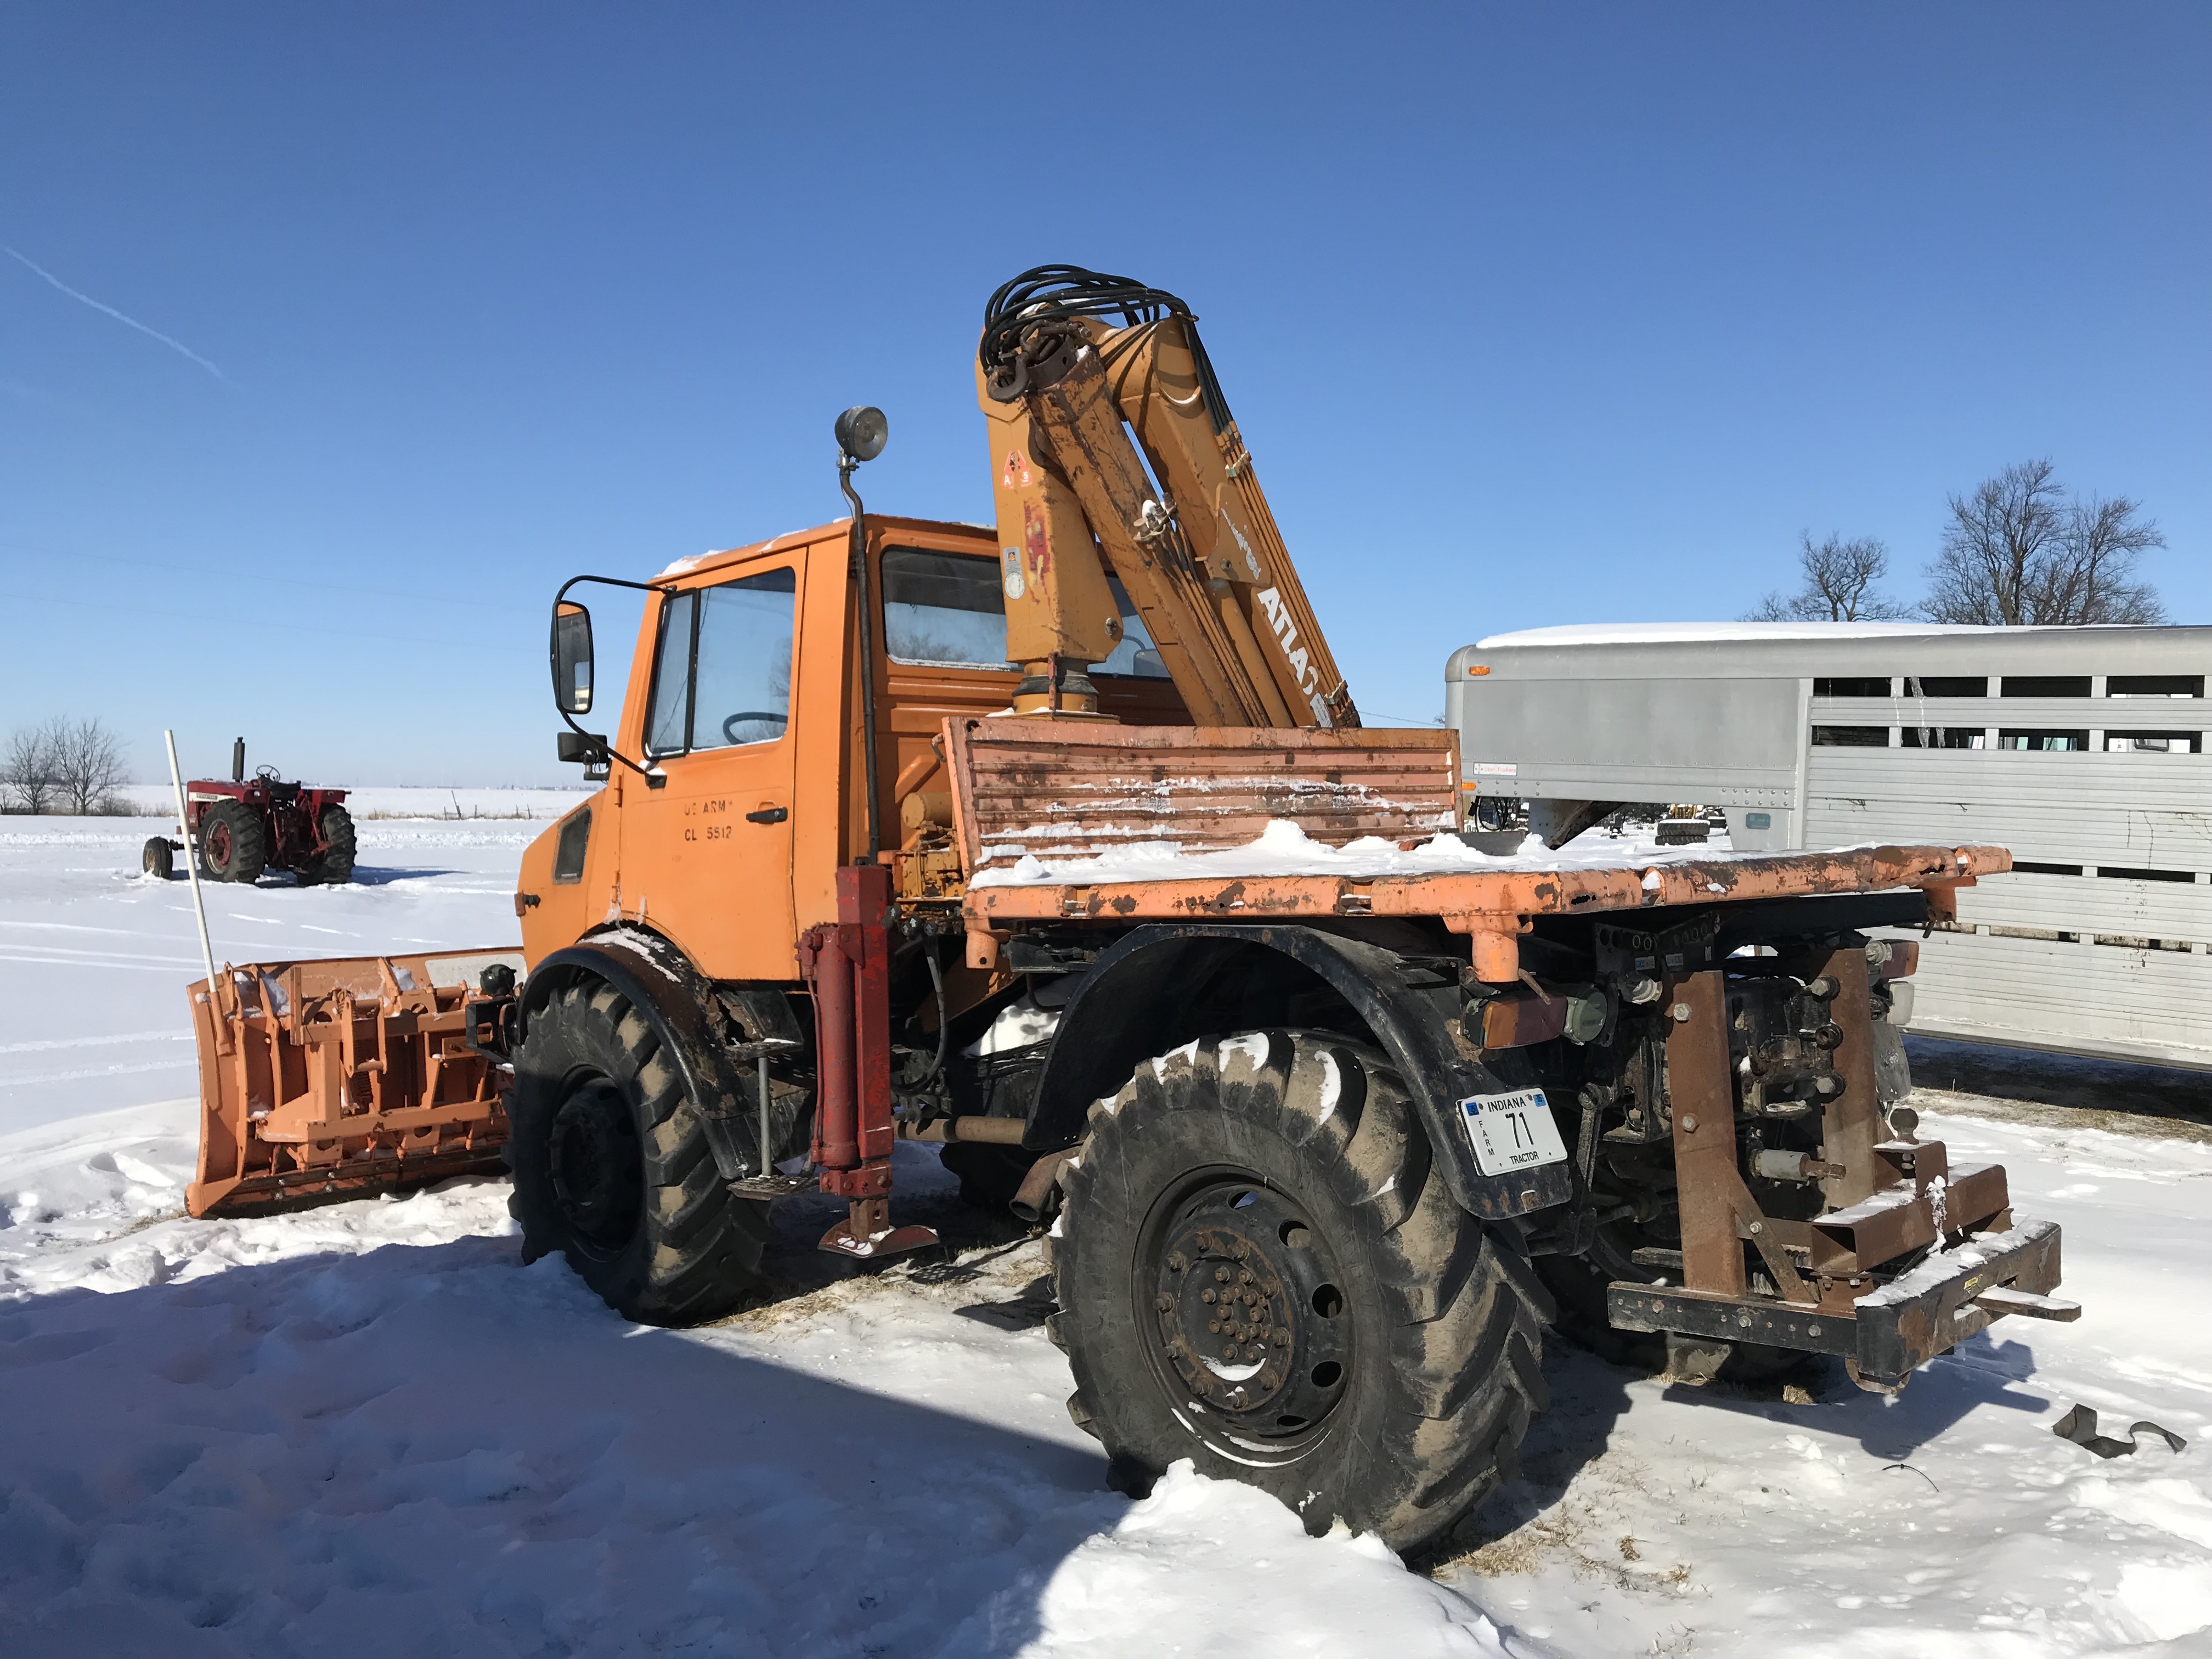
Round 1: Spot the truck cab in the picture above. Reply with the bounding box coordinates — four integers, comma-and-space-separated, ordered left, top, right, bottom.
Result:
518, 516, 1186, 981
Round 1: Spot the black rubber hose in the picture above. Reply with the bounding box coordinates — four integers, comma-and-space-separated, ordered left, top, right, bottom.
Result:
980, 264, 1235, 434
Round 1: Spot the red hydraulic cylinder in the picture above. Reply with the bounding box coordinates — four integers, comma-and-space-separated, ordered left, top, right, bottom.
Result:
844, 862, 896, 1170
806, 923, 859, 1171
800, 862, 935, 1258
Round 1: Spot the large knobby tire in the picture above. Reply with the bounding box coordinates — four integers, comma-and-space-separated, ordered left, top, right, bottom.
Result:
140, 838, 174, 880
506, 979, 772, 1324
303, 804, 357, 884
199, 800, 267, 883
1050, 1030, 1551, 1551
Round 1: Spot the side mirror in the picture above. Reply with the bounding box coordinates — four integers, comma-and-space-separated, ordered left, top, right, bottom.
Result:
551, 602, 594, 714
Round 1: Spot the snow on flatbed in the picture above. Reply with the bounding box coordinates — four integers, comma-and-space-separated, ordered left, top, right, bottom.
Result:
4, 817, 2209, 1655
969, 816, 1843, 887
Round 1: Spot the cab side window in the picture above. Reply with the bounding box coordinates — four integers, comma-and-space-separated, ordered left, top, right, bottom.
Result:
877, 545, 1167, 678
882, 547, 1011, 669
645, 568, 797, 755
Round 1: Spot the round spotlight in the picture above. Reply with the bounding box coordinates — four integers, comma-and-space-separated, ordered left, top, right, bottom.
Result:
834, 405, 888, 463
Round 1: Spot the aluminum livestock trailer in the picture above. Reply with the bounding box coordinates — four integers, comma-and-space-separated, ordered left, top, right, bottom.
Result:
1448, 622, 2212, 1071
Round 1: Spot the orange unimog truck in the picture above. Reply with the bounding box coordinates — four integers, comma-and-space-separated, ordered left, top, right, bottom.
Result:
187, 267, 2073, 1551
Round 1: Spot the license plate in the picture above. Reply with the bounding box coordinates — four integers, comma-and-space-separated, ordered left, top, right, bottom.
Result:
1458, 1087, 1569, 1177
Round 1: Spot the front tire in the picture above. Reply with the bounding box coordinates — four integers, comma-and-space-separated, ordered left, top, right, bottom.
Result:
506, 979, 772, 1324
303, 804, 357, 884
199, 801, 266, 883
141, 838, 174, 880
1051, 1030, 1550, 1550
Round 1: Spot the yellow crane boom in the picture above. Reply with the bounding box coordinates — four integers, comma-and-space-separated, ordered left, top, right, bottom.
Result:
976, 266, 1358, 729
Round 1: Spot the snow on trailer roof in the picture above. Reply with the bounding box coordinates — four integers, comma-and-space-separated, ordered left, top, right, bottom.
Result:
1479, 621, 2015, 646
1449, 620, 2212, 680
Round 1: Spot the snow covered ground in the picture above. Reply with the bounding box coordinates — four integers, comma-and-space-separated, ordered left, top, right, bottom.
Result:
111, 785, 591, 820
3, 815, 2209, 1656
0, 811, 538, 1136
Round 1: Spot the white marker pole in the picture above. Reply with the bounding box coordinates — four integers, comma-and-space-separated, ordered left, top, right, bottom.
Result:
165, 729, 221, 996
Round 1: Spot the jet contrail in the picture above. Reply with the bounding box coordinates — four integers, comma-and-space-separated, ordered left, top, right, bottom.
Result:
5, 247, 225, 379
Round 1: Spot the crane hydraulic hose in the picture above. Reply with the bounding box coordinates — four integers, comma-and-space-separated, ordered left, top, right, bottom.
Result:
979, 264, 1235, 434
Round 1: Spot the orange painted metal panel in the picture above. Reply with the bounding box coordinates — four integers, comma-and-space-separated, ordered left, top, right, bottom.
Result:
944, 718, 1461, 876
963, 838, 2005, 979
187, 950, 514, 1218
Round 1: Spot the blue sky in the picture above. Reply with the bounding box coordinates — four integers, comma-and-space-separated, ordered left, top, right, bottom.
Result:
3, 4, 2205, 783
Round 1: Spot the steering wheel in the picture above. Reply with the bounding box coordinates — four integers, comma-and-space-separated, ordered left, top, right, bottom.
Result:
720, 711, 789, 743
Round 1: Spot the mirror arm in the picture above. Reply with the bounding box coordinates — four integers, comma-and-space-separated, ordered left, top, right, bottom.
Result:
551, 574, 675, 788
839, 459, 883, 861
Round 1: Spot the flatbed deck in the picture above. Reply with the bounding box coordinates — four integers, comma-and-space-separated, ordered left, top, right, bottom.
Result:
940, 717, 2006, 979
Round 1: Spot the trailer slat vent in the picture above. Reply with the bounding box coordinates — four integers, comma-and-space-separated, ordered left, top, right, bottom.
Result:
1899, 728, 1981, 749
2109, 675, 2203, 698
2104, 731, 2199, 753
2000, 676, 2092, 698
1908, 676, 1989, 697
1997, 729, 2090, 751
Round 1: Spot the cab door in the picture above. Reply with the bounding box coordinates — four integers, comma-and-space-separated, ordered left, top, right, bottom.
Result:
622, 551, 804, 982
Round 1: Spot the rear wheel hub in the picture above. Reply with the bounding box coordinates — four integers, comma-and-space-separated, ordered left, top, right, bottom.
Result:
549, 1075, 642, 1251
1148, 1178, 1352, 1435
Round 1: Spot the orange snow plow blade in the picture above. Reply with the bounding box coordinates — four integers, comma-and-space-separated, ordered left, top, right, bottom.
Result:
186, 949, 520, 1219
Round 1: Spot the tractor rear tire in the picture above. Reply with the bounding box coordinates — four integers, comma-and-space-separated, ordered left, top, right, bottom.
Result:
506, 978, 772, 1325
304, 804, 357, 884
1049, 1030, 1551, 1551
200, 800, 267, 883
141, 838, 174, 881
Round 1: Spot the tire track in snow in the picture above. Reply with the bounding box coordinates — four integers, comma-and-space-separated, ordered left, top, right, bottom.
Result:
0, 1059, 196, 1089
0, 1032, 191, 1055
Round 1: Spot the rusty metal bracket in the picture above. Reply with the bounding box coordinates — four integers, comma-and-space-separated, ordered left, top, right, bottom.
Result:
1609, 1215, 2064, 1387
1666, 969, 1754, 1299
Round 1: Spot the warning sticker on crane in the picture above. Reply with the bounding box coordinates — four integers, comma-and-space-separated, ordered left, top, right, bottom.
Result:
1458, 1087, 1569, 1177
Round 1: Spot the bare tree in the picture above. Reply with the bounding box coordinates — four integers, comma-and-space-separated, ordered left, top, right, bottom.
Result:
1745, 533, 1911, 622
2046, 493, 2168, 624
1, 724, 61, 814
49, 718, 130, 815
1923, 459, 2166, 625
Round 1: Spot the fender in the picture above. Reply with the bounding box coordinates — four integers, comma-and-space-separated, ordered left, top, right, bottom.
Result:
1025, 923, 1573, 1222
521, 931, 782, 1183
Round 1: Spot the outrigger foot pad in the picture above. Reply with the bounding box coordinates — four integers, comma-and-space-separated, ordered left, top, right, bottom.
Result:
819, 1195, 940, 1261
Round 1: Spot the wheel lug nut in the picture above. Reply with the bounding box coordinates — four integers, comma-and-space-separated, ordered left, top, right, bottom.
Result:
1201, 1289, 1216, 1303
1156, 1294, 1173, 1311
1167, 1252, 1187, 1272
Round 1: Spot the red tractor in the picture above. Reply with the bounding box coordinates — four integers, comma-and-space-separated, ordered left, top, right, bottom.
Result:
142, 739, 357, 885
